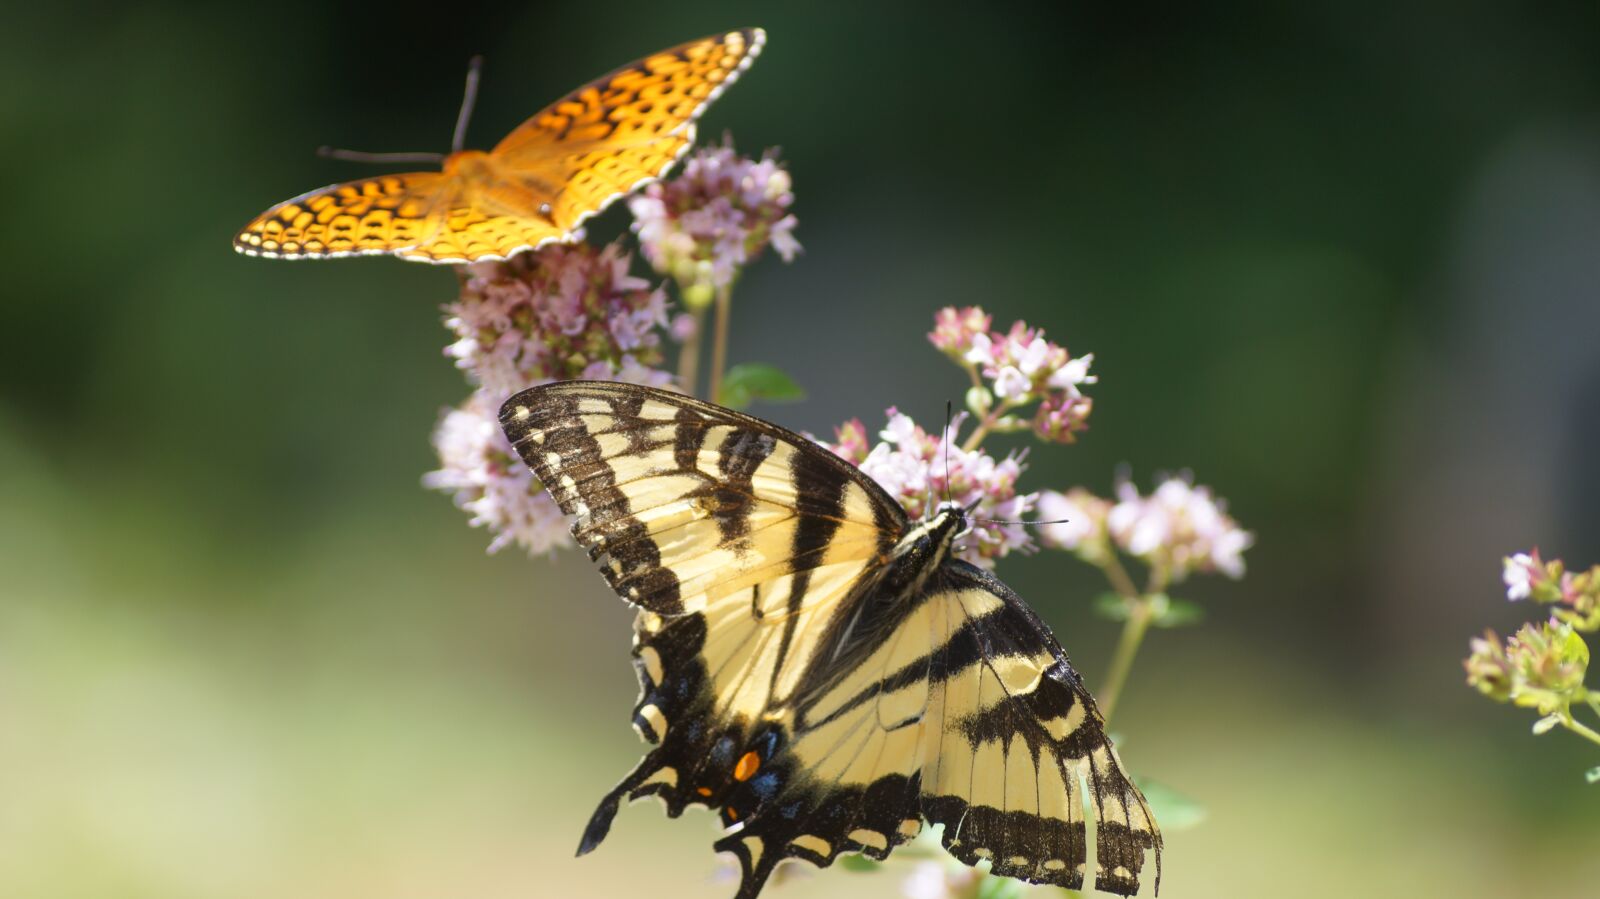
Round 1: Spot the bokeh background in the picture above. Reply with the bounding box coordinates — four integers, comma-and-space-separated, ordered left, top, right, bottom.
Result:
3, 3, 1598, 897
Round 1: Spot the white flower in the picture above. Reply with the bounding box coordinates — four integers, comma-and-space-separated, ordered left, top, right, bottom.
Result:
1503, 552, 1535, 601
1015, 335, 1052, 375
1211, 527, 1253, 578
992, 365, 1032, 400
963, 331, 995, 367
1049, 352, 1097, 390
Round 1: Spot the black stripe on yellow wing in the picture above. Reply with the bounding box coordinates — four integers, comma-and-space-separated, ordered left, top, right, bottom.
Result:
721, 560, 1157, 897
916, 561, 1161, 896
498, 381, 905, 616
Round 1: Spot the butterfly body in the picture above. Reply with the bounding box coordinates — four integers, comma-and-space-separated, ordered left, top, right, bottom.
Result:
438, 149, 497, 185
236, 29, 763, 263
880, 504, 967, 594
499, 382, 1161, 897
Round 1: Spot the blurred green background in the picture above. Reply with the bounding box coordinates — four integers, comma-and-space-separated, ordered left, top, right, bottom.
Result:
3, 3, 1598, 897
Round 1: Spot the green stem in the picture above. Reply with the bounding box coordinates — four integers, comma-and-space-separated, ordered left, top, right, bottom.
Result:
1098, 595, 1153, 726
960, 399, 1021, 452
1102, 553, 1142, 603
1562, 707, 1600, 750
1095, 558, 1170, 726
708, 283, 733, 404
677, 306, 707, 398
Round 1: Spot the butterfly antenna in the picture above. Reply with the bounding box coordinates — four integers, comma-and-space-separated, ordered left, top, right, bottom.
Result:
943, 400, 955, 508
970, 516, 1074, 526
452, 55, 485, 153
315, 147, 447, 164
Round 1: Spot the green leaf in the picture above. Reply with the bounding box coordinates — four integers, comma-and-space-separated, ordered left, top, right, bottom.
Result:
716, 363, 806, 410
1093, 593, 1131, 621
1150, 595, 1205, 629
1092, 593, 1204, 628
1586, 766, 1600, 784
1558, 626, 1590, 667
1135, 778, 1207, 831
837, 854, 882, 873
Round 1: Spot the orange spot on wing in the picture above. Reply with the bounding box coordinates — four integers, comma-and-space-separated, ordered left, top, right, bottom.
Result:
734, 751, 760, 782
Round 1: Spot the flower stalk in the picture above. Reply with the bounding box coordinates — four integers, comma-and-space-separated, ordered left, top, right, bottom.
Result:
958, 397, 1023, 453
1098, 596, 1154, 725
1557, 705, 1600, 749
709, 282, 734, 404
677, 306, 706, 397
1097, 555, 1171, 724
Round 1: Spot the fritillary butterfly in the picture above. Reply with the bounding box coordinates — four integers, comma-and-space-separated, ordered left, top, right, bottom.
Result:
235, 28, 764, 264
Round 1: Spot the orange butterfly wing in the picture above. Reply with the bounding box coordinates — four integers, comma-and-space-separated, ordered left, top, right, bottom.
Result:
234, 28, 764, 264
490, 27, 765, 237
233, 172, 456, 260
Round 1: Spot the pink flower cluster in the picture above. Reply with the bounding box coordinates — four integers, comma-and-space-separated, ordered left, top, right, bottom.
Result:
426, 241, 677, 554
629, 141, 800, 306
825, 410, 1035, 566
1038, 474, 1252, 582
443, 242, 673, 395
929, 306, 1095, 444
1035, 488, 1114, 562
1107, 475, 1253, 580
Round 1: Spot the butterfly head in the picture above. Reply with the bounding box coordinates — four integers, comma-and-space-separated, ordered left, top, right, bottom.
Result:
924, 501, 972, 554
887, 503, 969, 594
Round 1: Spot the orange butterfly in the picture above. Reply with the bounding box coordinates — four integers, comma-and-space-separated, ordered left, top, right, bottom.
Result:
235, 28, 764, 264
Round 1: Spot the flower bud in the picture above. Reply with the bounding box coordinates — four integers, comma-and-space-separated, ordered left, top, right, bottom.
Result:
965, 385, 994, 416
1463, 629, 1514, 703
1504, 620, 1590, 714
682, 281, 715, 311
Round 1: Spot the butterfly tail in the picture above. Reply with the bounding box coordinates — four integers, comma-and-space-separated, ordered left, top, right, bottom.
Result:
577, 750, 668, 856
1082, 743, 1163, 896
